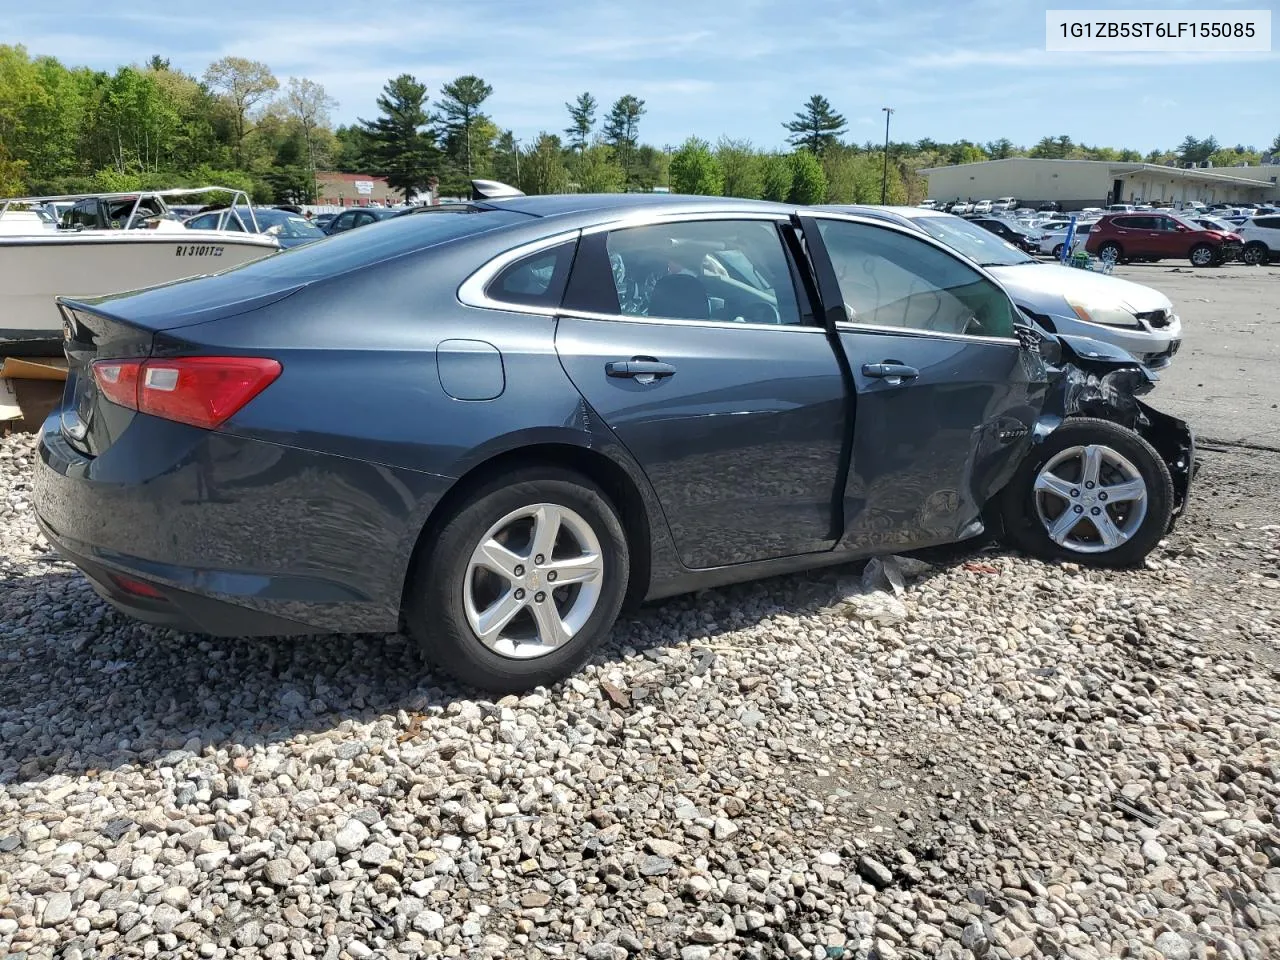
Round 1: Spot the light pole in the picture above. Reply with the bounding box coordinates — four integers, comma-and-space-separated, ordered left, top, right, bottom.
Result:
881, 107, 894, 204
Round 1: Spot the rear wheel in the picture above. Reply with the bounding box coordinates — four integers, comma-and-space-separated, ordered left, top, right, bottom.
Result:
1051, 244, 1064, 259
1242, 242, 1270, 266
1000, 418, 1173, 568
407, 468, 630, 692
1189, 244, 1216, 267
1097, 241, 1123, 264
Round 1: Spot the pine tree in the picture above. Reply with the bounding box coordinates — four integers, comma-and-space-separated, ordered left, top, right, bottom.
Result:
437, 75, 494, 180
602, 95, 646, 183
782, 95, 847, 156
358, 74, 437, 200
564, 92, 597, 151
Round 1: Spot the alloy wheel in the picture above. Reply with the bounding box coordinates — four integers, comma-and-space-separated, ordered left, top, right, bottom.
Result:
463, 503, 604, 659
1190, 245, 1214, 267
1033, 444, 1149, 554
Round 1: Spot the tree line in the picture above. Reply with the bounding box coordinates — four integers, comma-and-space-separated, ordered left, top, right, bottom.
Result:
2, 45, 1277, 205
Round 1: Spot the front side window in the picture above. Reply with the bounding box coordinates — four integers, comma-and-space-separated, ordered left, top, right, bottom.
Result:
815, 219, 1016, 339
601, 220, 802, 325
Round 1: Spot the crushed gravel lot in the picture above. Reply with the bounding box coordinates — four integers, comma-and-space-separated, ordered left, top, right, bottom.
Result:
1, 425, 1278, 960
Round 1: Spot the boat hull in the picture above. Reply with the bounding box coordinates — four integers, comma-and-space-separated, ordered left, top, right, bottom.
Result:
0, 231, 278, 349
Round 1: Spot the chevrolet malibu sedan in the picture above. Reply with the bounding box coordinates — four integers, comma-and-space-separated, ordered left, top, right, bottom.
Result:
34, 192, 1195, 692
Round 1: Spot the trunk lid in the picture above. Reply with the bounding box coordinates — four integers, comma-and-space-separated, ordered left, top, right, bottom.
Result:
57, 301, 154, 457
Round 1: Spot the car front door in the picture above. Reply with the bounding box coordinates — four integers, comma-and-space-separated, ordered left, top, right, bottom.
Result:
554, 215, 848, 569
798, 214, 1046, 553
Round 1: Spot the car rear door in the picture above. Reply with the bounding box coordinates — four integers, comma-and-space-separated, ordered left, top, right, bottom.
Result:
796, 214, 1046, 553
554, 214, 849, 570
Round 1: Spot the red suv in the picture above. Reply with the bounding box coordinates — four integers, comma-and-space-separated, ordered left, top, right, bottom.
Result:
1085, 212, 1243, 267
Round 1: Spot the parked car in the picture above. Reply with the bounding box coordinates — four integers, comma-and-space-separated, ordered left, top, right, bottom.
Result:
1190, 214, 1239, 234
1107, 204, 1136, 214
827, 206, 1183, 369
34, 192, 1194, 692
918, 200, 939, 209
1037, 221, 1097, 258
0, 206, 59, 234
183, 207, 326, 249
972, 199, 994, 214
1237, 215, 1280, 265
968, 216, 1044, 254
323, 206, 399, 235
991, 197, 1018, 213
312, 212, 336, 230
1085, 212, 1243, 267
950, 201, 973, 215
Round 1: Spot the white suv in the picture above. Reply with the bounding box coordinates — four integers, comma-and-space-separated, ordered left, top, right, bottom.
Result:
1238, 216, 1280, 265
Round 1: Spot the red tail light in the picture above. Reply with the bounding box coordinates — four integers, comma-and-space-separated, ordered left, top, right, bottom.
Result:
91, 357, 282, 429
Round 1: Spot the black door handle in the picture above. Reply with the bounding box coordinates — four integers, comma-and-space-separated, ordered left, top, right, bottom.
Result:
862, 362, 920, 380
605, 359, 676, 379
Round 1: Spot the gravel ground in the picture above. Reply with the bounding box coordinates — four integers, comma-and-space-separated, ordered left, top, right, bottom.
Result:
1, 431, 1277, 960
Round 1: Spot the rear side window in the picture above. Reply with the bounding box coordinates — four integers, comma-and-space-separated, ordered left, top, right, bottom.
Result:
1255, 217, 1280, 229
215, 209, 530, 281
486, 240, 576, 308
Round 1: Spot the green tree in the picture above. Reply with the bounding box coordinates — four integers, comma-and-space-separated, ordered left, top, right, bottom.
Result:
602, 94, 645, 182
669, 137, 723, 195
492, 130, 522, 185
519, 133, 569, 195
358, 74, 437, 200
787, 150, 827, 204
1029, 135, 1073, 159
202, 57, 278, 166
760, 153, 793, 202
1270, 133, 1280, 155
573, 143, 624, 192
783, 94, 847, 156
716, 137, 763, 199
0, 141, 27, 194
333, 123, 377, 171
437, 74, 494, 185
985, 138, 1016, 159
284, 77, 337, 195
564, 92, 597, 151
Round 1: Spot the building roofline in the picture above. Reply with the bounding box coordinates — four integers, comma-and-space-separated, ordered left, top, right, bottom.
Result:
919, 156, 1274, 187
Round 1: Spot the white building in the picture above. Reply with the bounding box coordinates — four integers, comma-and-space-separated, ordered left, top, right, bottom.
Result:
921, 158, 1279, 209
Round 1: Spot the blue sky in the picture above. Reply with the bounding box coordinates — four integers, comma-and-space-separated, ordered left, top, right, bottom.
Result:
7, 0, 1278, 152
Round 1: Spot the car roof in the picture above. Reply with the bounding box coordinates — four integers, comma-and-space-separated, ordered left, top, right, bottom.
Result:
484, 192, 791, 219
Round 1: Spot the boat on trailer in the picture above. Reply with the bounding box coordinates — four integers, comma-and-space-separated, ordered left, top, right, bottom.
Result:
0, 187, 281, 355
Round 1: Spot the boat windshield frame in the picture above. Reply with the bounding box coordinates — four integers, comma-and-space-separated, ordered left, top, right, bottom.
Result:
0, 186, 260, 232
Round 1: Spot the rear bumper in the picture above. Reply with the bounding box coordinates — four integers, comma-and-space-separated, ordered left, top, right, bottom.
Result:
33, 413, 442, 637
36, 514, 319, 636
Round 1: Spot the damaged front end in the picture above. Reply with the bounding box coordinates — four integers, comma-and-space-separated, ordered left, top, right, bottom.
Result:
1027, 330, 1197, 531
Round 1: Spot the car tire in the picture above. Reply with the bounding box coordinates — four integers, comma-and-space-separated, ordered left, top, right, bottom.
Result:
1097, 241, 1123, 263
1051, 244, 1064, 259
407, 467, 630, 693
999, 418, 1174, 569
1242, 242, 1270, 266
1189, 244, 1216, 267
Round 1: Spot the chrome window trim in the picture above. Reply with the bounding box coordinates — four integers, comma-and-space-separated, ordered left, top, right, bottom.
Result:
833, 320, 1020, 346
456, 229, 582, 316
558, 308, 826, 334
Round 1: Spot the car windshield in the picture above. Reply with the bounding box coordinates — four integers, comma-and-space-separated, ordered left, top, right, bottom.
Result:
909, 215, 1036, 267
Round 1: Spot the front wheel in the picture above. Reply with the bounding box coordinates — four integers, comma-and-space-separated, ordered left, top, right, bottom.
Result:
407, 467, 630, 692
1242, 243, 1270, 266
999, 418, 1174, 568
1189, 244, 1216, 267
1051, 244, 1064, 259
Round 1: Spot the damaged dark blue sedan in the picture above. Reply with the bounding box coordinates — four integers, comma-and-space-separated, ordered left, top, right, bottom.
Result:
33, 191, 1194, 692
